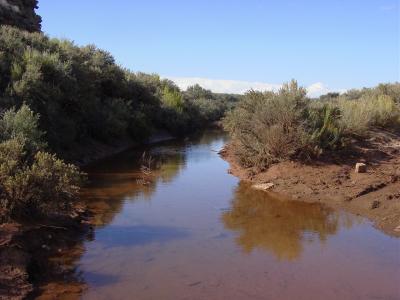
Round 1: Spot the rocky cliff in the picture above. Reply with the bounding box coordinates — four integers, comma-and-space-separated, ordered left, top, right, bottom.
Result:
0, 0, 41, 32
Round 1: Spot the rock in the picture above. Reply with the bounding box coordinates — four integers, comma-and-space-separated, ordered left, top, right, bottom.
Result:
394, 225, 400, 232
355, 163, 367, 173
0, 0, 42, 32
370, 200, 380, 209
252, 183, 275, 191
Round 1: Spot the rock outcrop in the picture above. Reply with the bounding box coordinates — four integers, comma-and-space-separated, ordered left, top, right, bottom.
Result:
0, 0, 41, 32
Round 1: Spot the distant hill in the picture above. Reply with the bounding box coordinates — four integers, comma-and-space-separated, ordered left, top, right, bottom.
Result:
0, 0, 41, 32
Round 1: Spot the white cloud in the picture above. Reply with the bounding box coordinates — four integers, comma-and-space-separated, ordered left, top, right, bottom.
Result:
306, 82, 330, 98
167, 76, 280, 94
165, 76, 341, 98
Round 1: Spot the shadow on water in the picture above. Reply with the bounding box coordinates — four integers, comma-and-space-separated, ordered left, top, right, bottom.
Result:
222, 182, 359, 261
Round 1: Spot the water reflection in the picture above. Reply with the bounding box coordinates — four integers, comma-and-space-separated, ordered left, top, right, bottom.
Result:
94, 225, 190, 249
33, 130, 397, 300
81, 145, 187, 226
35, 131, 224, 299
222, 182, 342, 260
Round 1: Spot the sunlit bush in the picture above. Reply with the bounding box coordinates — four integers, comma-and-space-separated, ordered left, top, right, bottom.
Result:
0, 104, 46, 153
337, 94, 399, 135
224, 80, 400, 169
0, 106, 85, 222
224, 80, 309, 169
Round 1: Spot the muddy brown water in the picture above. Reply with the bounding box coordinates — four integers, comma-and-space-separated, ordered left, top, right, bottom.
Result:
39, 130, 400, 300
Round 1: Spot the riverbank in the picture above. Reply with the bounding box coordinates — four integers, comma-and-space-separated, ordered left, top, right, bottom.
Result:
62, 130, 175, 167
0, 131, 177, 300
220, 129, 400, 237
0, 205, 91, 300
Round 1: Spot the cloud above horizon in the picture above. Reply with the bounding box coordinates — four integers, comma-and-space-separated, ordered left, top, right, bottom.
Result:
166, 76, 340, 98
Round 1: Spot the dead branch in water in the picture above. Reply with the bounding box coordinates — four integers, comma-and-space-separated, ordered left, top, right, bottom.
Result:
137, 152, 157, 185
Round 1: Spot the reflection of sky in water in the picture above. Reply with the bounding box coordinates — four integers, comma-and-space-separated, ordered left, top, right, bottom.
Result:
49, 130, 399, 300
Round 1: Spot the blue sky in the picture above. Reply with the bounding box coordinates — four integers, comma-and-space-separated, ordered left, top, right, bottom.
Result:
37, 0, 399, 96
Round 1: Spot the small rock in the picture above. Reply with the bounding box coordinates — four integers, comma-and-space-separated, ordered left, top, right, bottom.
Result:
371, 200, 380, 209
355, 163, 367, 173
394, 225, 400, 232
252, 182, 275, 191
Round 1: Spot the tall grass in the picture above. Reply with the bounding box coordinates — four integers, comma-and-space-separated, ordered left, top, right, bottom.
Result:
337, 95, 399, 135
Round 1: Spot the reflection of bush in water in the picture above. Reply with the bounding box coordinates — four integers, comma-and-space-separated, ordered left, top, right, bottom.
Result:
222, 182, 340, 261
82, 130, 224, 227
157, 153, 186, 183
80, 150, 187, 226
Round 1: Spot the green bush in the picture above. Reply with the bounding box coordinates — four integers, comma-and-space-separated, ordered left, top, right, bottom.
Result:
192, 98, 226, 122
337, 94, 399, 135
224, 80, 400, 169
0, 106, 84, 222
224, 80, 309, 169
0, 26, 236, 153
307, 104, 343, 152
0, 104, 46, 153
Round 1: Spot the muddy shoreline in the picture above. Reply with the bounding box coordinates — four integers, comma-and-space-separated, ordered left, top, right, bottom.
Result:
220, 129, 400, 237
0, 207, 92, 300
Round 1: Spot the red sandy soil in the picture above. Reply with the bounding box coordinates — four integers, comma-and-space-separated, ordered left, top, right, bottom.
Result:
221, 129, 400, 237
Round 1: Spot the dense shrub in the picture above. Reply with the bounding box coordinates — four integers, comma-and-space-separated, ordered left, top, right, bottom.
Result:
0, 106, 84, 222
0, 104, 46, 153
336, 94, 399, 135
184, 84, 240, 125
0, 26, 238, 154
224, 80, 400, 169
224, 80, 309, 169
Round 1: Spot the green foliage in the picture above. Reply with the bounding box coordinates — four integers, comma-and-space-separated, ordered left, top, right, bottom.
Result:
224, 80, 309, 169
185, 84, 213, 99
0, 104, 46, 153
307, 104, 343, 151
162, 86, 184, 112
0, 106, 84, 222
0, 26, 157, 152
336, 94, 399, 135
183, 85, 241, 125
225, 80, 400, 169
0, 26, 235, 153
192, 98, 226, 122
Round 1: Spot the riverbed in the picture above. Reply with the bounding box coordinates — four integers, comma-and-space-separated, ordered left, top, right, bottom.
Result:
38, 130, 400, 300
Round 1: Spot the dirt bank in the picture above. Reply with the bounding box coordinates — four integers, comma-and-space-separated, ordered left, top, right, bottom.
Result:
0, 205, 92, 300
221, 129, 400, 237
